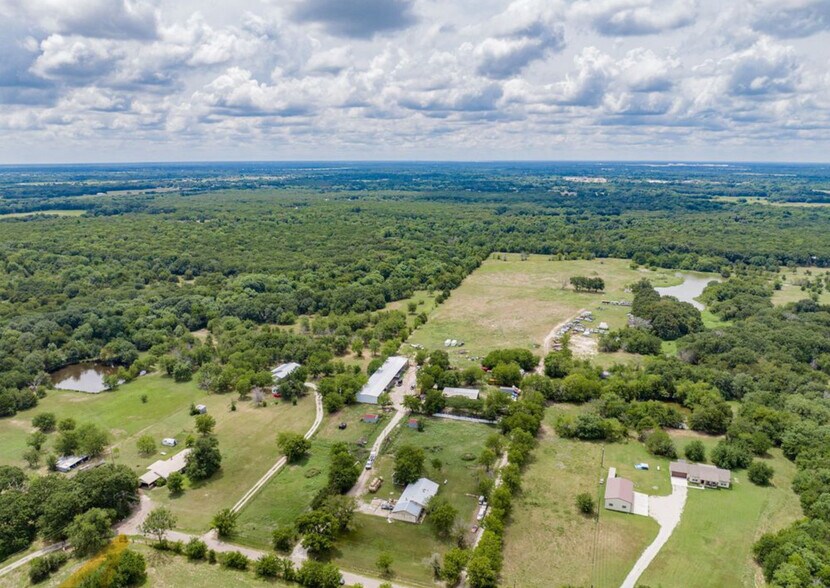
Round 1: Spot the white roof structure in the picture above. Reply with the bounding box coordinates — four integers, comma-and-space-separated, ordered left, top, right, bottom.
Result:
442, 387, 480, 400
272, 362, 301, 381
139, 448, 191, 486
392, 477, 439, 519
356, 356, 408, 404
56, 455, 89, 473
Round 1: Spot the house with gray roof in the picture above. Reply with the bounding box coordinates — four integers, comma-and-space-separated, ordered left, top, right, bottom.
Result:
390, 477, 439, 523
670, 461, 731, 488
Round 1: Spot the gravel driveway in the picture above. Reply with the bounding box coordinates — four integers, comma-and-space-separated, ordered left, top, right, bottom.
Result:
620, 480, 688, 588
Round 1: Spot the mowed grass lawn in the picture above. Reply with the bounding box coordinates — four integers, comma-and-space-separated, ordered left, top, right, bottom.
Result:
502, 406, 659, 588
148, 393, 315, 534
0, 372, 316, 535
638, 448, 801, 588
0, 373, 206, 470
234, 404, 387, 548
333, 417, 496, 585
407, 255, 684, 367
330, 514, 440, 587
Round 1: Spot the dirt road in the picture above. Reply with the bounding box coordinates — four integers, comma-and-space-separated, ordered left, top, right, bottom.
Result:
232, 385, 323, 513
348, 364, 416, 497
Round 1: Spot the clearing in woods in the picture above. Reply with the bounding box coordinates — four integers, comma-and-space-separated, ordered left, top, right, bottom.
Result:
502, 405, 802, 588
772, 266, 830, 306
0, 372, 316, 535
407, 255, 684, 367
501, 405, 659, 588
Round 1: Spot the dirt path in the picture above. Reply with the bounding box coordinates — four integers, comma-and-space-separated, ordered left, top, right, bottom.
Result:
114, 384, 324, 538
536, 309, 588, 373
0, 543, 67, 578
232, 385, 323, 513
116, 493, 154, 535
620, 480, 688, 588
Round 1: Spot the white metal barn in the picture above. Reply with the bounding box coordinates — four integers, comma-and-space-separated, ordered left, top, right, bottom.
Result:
356, 356, 408, 404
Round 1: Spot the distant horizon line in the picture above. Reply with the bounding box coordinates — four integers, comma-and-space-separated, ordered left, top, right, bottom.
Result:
2, 158, 830, 167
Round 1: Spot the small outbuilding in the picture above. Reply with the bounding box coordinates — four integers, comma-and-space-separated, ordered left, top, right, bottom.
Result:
194, 404, 207, 414
271, 362, 301, 381
162, 438, 177, 447
55, 455, 90, 473
499, 386, 521, 400
362, 414, 380, 424
604, 476, 634, 513
442, 387, 480, 400
407, 418, 420, 429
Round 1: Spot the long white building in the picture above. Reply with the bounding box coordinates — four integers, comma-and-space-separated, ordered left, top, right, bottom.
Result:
356, 355, 408, 404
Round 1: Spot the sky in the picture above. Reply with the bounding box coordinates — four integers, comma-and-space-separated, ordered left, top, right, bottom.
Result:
0, 0, 829, 163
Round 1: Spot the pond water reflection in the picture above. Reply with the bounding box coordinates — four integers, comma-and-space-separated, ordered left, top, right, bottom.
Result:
51, 363, 118, 393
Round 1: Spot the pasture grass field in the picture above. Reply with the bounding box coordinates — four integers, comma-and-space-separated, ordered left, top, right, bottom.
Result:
638, 448, 801, 588
0, 373, 316, 535
713, 196, 830, 208
501, 405, 659, 588
0, 373, 206, 470
330, 514, 440, 587
407, 255, 684, 367
772, 267, 830, 306
333, 417, 496, 585
386, 289, 439, 328
0, 209, 85, 219
234, 403, 387, 548
147, 392, 315, 534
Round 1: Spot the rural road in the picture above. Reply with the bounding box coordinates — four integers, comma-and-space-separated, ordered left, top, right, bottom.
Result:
0, 542, 67, 578
348, 364, 415, 497
620, 479, 688, 588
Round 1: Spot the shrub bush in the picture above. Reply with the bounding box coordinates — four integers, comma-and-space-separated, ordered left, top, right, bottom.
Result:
221, 551, 249, 571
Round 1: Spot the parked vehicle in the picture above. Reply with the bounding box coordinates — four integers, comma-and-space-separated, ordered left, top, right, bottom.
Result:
369, 477, 384, 493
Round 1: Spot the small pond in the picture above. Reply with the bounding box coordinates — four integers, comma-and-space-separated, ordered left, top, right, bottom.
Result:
655, 273, 719, 310
51, 363, 119, 393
